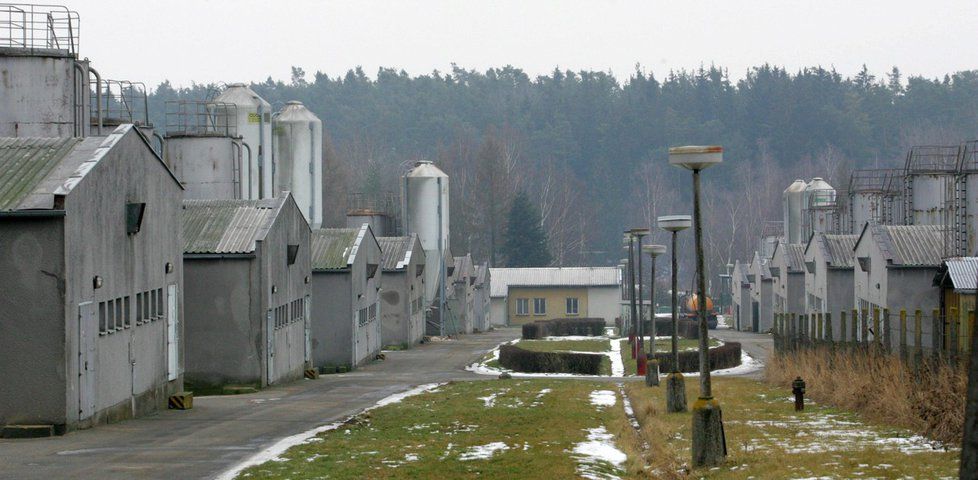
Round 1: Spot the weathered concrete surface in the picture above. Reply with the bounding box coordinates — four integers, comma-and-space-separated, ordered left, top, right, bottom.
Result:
712, 327, 773, 379
0, 328, 520, 480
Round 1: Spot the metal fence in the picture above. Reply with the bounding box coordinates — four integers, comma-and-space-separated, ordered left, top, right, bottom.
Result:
92, 79, 149, 127
164, 100, 238, 138
0, 3, 79, 54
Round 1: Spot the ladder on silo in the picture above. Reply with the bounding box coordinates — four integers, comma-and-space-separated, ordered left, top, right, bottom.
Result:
904, 174, 914, 226
954, 175, 967, 256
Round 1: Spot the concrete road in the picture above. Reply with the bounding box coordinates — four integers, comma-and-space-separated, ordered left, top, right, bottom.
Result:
0, 328, 520, 480
712, 326, 773, 379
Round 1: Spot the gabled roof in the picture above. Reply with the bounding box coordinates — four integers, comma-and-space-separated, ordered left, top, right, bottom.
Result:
452, 255, 473, 284
806, 233, 858, 268
856, 224, 945, 267
0, 125, 180, 212
474, 263, 490, 287
489, 267, 620, 298
732, 261, 751, 285
784, 244, 806, 272
311, 227, 362, 270
936, 257, 978, 292
378, 234, 416, 271
183, 197, 286, 254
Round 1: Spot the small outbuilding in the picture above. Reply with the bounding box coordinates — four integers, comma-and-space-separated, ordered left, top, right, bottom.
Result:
182, 194, 312, 391
378, 234, 426, 348
771, 242, 806, 317
472, 263, 492, 332
731, 260, 753, 331
804, 233, 857, 340
449, 254, 476, 334
0, 126, 184, 433
934, 257, 977, 354
853, 224, 943, 347
489, 267, 621, 325
310, 225, 383, 369
748, 251, 775, 332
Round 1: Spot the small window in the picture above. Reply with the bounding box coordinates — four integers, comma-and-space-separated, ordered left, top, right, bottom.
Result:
99, 301, 108, 334
533, 298, 546, 316
516, 298, 529, 316
136, 293, 143, 325
123, 296, 131, 328
566, 297, 579, 315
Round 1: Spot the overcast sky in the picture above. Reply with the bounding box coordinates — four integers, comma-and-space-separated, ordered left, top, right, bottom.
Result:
79, 0, 978, 90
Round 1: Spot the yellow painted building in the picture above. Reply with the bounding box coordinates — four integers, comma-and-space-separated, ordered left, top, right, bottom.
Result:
507, 286, 589, 324
489, 267, 621, 326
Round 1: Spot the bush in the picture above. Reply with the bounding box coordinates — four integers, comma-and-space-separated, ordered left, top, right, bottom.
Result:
499, 344, 604, 375
765, 347, 967, 444
643, 318, 700, 339
653, 342, 741, 373
521, 318, 605, 339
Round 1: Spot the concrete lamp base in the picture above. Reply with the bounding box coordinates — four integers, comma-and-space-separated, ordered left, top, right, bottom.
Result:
645, 358, 660, 386
691, 396, 726, 467
665, 371, 687, 412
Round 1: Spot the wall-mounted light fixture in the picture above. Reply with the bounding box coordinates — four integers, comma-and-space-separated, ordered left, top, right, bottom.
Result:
304, 276, 310, 284
272, 285, 278, 294
93, 276, 103, 289
165, 262, 174, 274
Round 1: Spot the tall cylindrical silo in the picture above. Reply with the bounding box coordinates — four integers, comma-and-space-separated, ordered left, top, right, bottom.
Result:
783, 179, 806, 244
272, 101, 323, 228
403, 161, 450, 306
804, 178, 837, 237
849, 191, 880, 234
212, 83, 272, 200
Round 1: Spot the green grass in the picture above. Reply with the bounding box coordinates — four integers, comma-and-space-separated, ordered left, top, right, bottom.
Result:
620, 337, 720, 376
236, 380, 640, 479
625, 376, 960, 479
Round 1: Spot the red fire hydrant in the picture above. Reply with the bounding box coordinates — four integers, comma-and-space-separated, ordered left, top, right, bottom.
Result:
792, 376, 806, 412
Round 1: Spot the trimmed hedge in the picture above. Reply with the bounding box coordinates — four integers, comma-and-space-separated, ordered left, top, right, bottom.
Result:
653, 341, 742, 373
499, 344, 604, 375
644, 318, 700, 339
521, 318, 605, 339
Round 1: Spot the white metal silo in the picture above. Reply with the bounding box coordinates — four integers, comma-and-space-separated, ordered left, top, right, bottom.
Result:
272, 101, 323, 228
403, 161, 450, 306
212, 83, 272, 200
163, 100, 246, 200
904, 145, 959, 255
783, 179, 806, 244
803, 177, 837, 237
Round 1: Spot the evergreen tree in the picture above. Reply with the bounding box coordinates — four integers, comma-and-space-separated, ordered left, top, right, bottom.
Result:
502, 191, 552, 267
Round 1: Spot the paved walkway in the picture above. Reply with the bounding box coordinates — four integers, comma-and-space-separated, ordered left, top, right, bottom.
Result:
712, 326, 773, 379
0, 328, 520, 480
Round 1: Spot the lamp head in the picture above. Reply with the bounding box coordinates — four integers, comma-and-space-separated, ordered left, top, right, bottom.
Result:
658, 214, 692, 232
669, 145, 723, 170
629, 227, 651, 237
643, 244, 667, 257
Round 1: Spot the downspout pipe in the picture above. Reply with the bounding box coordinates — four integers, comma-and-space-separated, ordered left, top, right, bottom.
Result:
89, 66, 103, 135
241, 142, 253, 200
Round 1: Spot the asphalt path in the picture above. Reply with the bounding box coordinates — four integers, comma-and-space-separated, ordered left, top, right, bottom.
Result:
0, 328, 520, 480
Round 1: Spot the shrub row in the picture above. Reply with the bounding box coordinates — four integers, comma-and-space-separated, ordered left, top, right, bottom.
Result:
614, 317, 700, 339
499, 344, 604, 375
521, 317, 606, 339
653, 342, 741, 373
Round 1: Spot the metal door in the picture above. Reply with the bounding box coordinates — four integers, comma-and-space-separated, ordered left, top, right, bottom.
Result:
78, 302, 96, 420
752, 301, 760, 332
266, 309, 275, 385
304, 295, 312, 365
166, 284, 179, 381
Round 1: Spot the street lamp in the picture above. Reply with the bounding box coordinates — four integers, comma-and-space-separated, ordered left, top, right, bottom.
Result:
658, 214, 691, 411
623, 232, 638, 360
631, 228, 651, 376
669, 145, 725, 467
643, 243, 667, 386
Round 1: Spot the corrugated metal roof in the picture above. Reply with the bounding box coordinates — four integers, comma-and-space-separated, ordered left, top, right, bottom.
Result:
878, 225, 945, 266
943, 257, 978, 291
822, 234, 857, 268
311, 227, 361, 270
378, 235, 413, 271
0, 137, 81, 210
785, 244, 806, 272
183, 198, 283, 254
489, 267, 620, 298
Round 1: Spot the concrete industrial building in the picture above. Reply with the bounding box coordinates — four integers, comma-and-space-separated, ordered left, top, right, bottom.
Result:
378, 235, 426, 348
731, 260, 753, 332
489, 267, 621, 325
182, 195, 311, 390
310, 225, 383, 369
934, 257, 977, 354
803, 233, 857, 339
748, 251, 775, 332
472, 264, 492, 332
449, 254, 476, 334
0, 125, 184, 433
771, 242, 806, 317
853, 224, 944, 346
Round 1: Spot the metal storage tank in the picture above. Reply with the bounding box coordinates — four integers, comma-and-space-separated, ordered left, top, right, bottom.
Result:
212, 83, 272, 200
847, 169, 904, 235
904, 145, 959, 256
272, 101, 323, 228
783, 179, 806, 244
403, 161, 450, 306
163, 100, 248, 200
0, 4, 93, 138
803, 177, 838, 238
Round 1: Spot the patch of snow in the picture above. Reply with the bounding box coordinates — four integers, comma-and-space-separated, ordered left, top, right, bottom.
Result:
214, 383, 445, 480
609, 339, 625, 376
458, 442, 509, 461
681, 348, 761, 377
571, 426, 627, 480
538, 335, 612, 341
589, 390, 617, 408
404, 453, 419, 462
478, 392, 501, 408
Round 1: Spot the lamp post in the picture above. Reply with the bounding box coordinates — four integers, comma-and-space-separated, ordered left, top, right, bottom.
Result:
658, 215, 691, 411
631, 228, 651, 376
670, 145, 725, 467
624, 232, 638, 360
643, 243, 667, 386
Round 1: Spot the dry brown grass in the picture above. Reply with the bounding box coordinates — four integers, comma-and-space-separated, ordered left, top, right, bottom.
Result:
765, 347, 968, 444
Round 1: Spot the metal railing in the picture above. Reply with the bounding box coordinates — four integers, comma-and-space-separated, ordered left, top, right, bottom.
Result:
848, 168, 904, 194
91, 79, 149, 127
905, 145, 961, 173
0, 3, 78, 54
164, 100, 238, 137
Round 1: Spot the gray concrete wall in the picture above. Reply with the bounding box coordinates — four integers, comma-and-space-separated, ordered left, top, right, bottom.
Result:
885, 268, 940, 350
586, 287, 621, 324
352, 232, 382, 365
61, 126, 184, 428
490, 297, 507, 326
759, 280, 774, 332
183, 259, 261, 387
312, 272, 353, 367
825, 268, 855, 340
164, 136, 239, 200
380, 270, 411, 346
786, 273, 805, 316
0, 217, 66, 426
